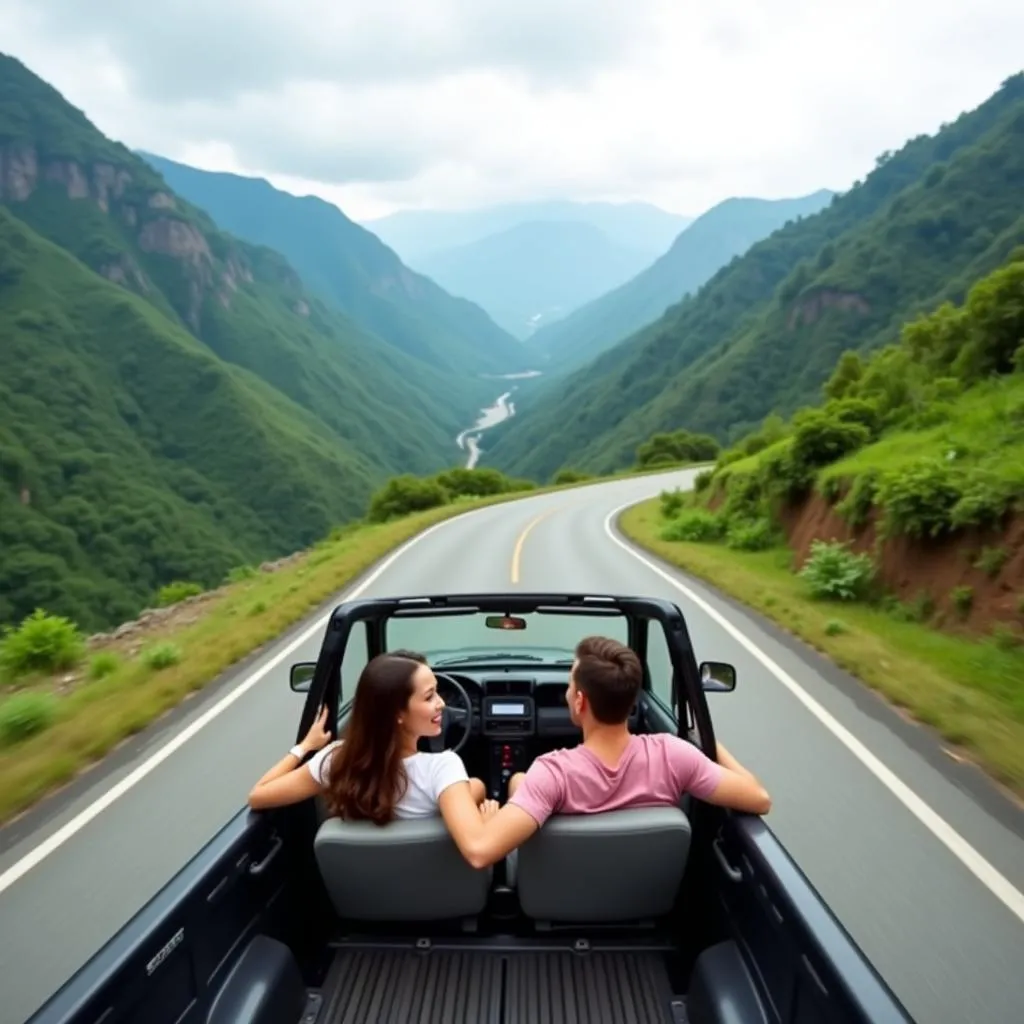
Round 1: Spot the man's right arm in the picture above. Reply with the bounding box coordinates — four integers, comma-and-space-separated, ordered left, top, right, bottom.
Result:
706, 742, 771, 814
670, 736, 771, 815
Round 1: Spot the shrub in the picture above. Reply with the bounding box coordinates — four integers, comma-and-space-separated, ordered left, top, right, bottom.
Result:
660, 509, 726, 543
908, 591, 936, 622
553, 468, 593, 485
825, 397, 881, 437
974, 546, 1009, 578
791, 408, 871, 469
88, 652, 120, 680
954, 259, 1024, 380
721, 472, 766, 523
716, 447, 746, 468
949, 472, 1014, 531
142, 643, 182, 671
156, 580, 204, 607
991, 624, 1023, 651
0, 692, 58, 746
824, 351, 864, 400
0, 609, 85, 681
758, 444, 813, 500
819, 476, 843, 504
225, 564, 259, 583
950, 586, 974, 618
726, 519, 776, 551
659, 488, 687, 518
693, 469, 714, 493
875, 460, 962, 538
506, 478, 536, 492
636, 429, 720, 468
367, 475, 450, 522
907, 401, 955, 430
434, 467, 511, 497
835, 471, 879, 529
798, 540, 875, 601
824, 619, 845, 637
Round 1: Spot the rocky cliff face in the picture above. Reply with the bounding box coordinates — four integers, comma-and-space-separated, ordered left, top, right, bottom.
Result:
787, 288, 871, 329
0, 142, 296, 332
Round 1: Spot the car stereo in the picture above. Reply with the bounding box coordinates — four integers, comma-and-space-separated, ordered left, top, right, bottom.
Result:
482, 695, 534, 737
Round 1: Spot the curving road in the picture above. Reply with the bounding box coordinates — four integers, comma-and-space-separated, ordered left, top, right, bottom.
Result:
1, 468, 1023, 1024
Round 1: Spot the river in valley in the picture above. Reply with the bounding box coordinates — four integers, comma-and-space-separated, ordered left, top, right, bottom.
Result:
455, 371, 541, 469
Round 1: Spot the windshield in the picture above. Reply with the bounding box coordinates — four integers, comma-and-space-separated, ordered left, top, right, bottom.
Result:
383, 609, 630, 666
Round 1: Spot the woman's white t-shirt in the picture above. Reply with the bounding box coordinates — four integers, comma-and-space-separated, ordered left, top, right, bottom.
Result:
306, 741, 469, 819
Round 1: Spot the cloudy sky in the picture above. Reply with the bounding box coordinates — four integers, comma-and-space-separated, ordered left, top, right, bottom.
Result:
3, 1, 1023, 222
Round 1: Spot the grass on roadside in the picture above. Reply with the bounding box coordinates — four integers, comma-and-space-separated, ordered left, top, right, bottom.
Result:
619, 499, 1024, 796
0, 493, 510, 823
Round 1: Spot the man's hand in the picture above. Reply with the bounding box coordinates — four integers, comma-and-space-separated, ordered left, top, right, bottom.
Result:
479, 799, 500, 822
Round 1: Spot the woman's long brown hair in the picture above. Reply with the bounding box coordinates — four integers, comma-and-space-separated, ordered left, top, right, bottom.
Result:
323, 651, 426, 825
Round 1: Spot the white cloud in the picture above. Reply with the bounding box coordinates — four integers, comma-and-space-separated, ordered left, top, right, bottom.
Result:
2, 0, 1022, 220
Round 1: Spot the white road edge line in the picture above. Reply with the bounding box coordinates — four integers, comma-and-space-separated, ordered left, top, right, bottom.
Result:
0, 506, 492, 896
604, 501, 1024, 926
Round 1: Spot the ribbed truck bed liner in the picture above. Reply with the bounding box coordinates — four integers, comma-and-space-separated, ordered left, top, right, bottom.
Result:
321, 947, 679, 1024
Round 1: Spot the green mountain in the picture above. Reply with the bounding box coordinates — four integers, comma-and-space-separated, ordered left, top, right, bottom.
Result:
530, 191, 834, 370
415, 219, 655, 338
139, 153, 532, 377
488, 73, 1024, 481
365, 200, 691, 265
0, 53, 481, 632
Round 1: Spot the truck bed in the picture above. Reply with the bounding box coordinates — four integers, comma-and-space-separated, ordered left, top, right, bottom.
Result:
319, 944, 683, 1024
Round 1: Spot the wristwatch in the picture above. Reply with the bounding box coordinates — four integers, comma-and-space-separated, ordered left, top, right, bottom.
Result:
289, 744, 306, 760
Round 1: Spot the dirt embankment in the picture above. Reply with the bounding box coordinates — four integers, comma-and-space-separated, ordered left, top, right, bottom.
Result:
779, 494, 1024, 633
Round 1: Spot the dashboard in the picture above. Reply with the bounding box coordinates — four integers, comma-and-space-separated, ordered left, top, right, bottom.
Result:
434, 669, 640, 739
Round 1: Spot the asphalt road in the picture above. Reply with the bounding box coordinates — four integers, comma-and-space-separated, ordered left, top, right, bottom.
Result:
1, 468, 1023, 1024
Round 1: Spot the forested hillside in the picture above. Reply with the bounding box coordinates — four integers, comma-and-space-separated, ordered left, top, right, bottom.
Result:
0, 53, 491, 632
140, 153, 531, 377
0, 208, 380, 631
630, 249, 1024, 789
530, 191, 833, 371
488, 73, 1024, 481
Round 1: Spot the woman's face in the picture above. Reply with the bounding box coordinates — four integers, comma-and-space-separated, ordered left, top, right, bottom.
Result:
400, 664, 446, 739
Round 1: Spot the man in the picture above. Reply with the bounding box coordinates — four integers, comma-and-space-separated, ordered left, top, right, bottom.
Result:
457, 635, 771, 870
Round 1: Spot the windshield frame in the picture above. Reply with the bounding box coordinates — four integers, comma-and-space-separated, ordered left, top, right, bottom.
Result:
382, 604, 630, 668
296, 593, 717, 759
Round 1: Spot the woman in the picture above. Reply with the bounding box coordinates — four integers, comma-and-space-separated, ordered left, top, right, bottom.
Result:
248, 650, 495, 829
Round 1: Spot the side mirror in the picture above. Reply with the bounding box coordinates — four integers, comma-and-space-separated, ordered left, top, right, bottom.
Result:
289, 662, 316, 693
699, 661, 736, 693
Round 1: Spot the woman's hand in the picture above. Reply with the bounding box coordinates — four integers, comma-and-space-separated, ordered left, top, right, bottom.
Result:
300, 705, 332, 754
479, 799, 500, 822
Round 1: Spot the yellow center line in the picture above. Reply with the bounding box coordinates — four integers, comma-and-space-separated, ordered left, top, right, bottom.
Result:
510, 507, 559, 584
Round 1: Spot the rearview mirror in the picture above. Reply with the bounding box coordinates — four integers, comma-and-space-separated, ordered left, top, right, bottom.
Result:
699, 661, 736, 693
485, 615, 527, 631
289, 662, 316, 693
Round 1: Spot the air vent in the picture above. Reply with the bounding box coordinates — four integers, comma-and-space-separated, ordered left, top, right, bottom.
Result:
484, 679, 533, 697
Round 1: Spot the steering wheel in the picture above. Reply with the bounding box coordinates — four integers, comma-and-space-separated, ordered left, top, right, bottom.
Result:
430, 671, 473, 755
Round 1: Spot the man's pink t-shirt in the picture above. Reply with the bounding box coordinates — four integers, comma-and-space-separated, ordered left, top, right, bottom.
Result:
508, 733, 722, 827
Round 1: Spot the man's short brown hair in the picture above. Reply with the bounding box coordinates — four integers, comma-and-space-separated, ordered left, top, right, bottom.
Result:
573, 636, 642, 723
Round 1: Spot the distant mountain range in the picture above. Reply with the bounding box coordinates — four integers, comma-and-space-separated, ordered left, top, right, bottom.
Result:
530, 191, 835, 370
365, 200, 692, 264
367, 199, 695, 340
412, 219, 658, 337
